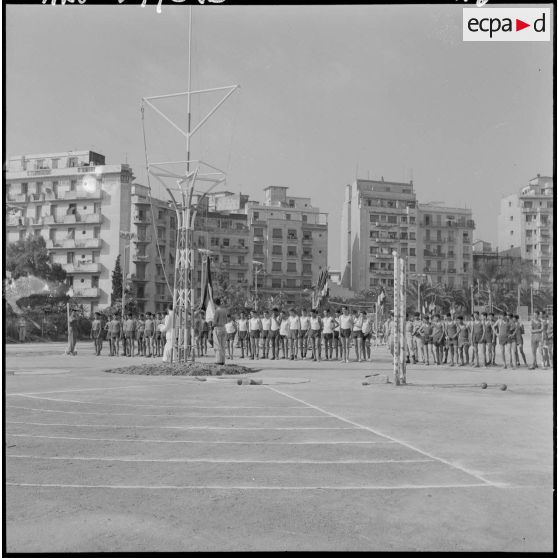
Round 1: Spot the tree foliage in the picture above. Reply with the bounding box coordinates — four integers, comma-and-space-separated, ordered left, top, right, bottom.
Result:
6, 235, 67, 283
111, 255, 123, 306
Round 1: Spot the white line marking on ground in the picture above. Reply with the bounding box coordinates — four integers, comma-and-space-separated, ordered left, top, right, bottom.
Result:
7, 454, 434, 465
5, 482, 491, 491
7, 421, 356, 431
9, 395, 307, 409
6, 384, 190, 396
7, 406, 323, 419
6, 434, 395, 445
266, 386, 498, 487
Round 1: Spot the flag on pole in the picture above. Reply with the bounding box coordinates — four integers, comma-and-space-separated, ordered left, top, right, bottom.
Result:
377, 286, 386, 307
314, 270, 329, 309
66, 287, 74, 298
200, 257, 215, 322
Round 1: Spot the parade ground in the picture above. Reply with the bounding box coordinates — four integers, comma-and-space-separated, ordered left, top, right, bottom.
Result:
4, 342, 554, 552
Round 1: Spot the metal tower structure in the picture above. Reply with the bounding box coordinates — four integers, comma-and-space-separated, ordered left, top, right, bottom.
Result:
141, 6, 239, 363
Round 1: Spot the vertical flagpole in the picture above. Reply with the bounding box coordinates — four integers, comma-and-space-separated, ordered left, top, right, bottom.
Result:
399, 257, 407, 385
66, 302, 70, 351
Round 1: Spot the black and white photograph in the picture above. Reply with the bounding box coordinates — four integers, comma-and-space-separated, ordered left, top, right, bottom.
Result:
3, 0, 555, 552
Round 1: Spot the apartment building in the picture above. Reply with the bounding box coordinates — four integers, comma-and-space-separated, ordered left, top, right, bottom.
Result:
498, 174, 554, 290
5, 150, 134, 313
243, 186, 328, 305
340, 178, 418, 294
416, 203, 475, 290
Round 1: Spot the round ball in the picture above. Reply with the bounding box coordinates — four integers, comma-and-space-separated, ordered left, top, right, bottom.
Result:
481, 383, 488, 389
500, 384, 507, 391
362, 381, 369, 386
237, 379, 243, 385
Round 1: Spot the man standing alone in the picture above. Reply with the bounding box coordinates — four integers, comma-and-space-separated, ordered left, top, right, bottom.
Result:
213, 298, 228, 365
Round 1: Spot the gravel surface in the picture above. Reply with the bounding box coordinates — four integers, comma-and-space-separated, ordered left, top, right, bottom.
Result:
104, 362, 257, 376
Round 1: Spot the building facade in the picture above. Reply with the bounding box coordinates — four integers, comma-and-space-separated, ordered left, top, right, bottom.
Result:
341, 178, 418, 294
416, 203, 475, 290
497, 174, 553, 290
6, 150, 134, 313
244, 186, 328, 305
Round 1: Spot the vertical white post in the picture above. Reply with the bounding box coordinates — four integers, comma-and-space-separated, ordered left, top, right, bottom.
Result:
393, 251, 400, 385
399, 257, 407, 385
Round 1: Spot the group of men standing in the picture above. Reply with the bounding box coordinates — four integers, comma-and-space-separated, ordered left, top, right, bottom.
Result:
89, 311, 167, 357
384, 310, 553, 370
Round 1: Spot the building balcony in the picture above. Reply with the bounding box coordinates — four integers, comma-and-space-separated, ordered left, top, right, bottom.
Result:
302, 237, 313, 244
74, 238, 102, 249
63, 262, 101, 274
27, 193, 46, 203
253, 236, 265, 243
26, 169, 52, 177
131, 274, 148, 282
134, 235, 153, 244
374, 252, 393, 259
302, 253, 312, 260
6, 216, 26, 227
82, 213, 102, 224
72, 287, 100, 298
7, 194, 27, 203
302, 269, 313, 276
63, 190, 102, 201
448, 268, 457, 274
133, 253, 150, 262
134, 215, 152, 224
286, 253, 298, 260
76, 166, 97, 174
372, 221, 398, 228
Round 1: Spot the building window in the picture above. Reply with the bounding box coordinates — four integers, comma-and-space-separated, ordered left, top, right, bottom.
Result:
409, 264, 416, 272
223, 238, 230, 247
272, 228, 282, 239
287, 247, 297, 258
287, 229, 297, 240
272, 278, 282, 289
508, 201, 512, 207
253, 244, 264, 255
387, 215, 397, 224
286, 214, 291, 221
510, 230, 514, 235
272, 262, 282, 272
288, 200, 295, 208
222, 255, 230, 264
303, 263, 312, 273
272, 245, 282, 256
302, 214, 308, 223
370, 231, 379, 239
409, 248, 415, 256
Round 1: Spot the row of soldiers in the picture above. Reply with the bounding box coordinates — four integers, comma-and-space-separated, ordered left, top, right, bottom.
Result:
384, 309, 553, 369
89, 311, 168, 357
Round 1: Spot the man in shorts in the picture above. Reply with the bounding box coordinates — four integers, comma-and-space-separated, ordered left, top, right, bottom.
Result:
322, 308, 336, 361
299, 308, 310, 359
136, 313, 145, 357
421, 315, 433, 366
412, 312, 424, 364
288, 308, 301, 360
405, 314, 415, 364
528, 310, 543, 370
108, 314, 122, 356
309, 308, 323, 361
361, 311, 373, 362
279, 310, 290, 359
269, 308, 281, 360
470, 312, 484, 368
225, 314, 237, 360
333, 309, 342, 360
144, 312, 155, 357
431, 314, 445, 365
261, 310, 271, 359
456, 316, 470, 366
494, 311, 510, 369
249, 309, 262, 360
90, 312, 103, 356
445, 313, 458, 366
237, 311, 249, 359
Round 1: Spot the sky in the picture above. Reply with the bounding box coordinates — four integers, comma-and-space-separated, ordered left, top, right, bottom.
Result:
5, 3, 554, 269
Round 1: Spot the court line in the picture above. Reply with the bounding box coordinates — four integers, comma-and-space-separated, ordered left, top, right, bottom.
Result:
7, 406, 323, 419
7, 421, 357, 431
6, 384, 196, 396
7, 454, 434, 465
266, 386, 499, 487
9, 395, 307, 409
6, 433, 396, 445
5, 482, 491, 491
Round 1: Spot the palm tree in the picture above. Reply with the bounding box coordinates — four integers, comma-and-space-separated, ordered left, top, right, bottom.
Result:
473, 259, 507, 311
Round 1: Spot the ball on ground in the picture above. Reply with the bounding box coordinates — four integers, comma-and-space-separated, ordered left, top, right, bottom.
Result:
362, 381, 370, 386
500, 384, 507, 391
237, 378, 243, 385
481, 383, 488, 389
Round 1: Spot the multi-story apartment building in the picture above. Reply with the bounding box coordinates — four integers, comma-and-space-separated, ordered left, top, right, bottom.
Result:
416, 203, 475, 290
498, 174, 553, 290
6, 150, 134, 313
244, 186, 328, 305
340, 178, 418, 293
129, 185, 253, 314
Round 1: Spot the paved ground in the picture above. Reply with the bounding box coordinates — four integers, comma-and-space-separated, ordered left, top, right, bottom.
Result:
4, 341, 555, 552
